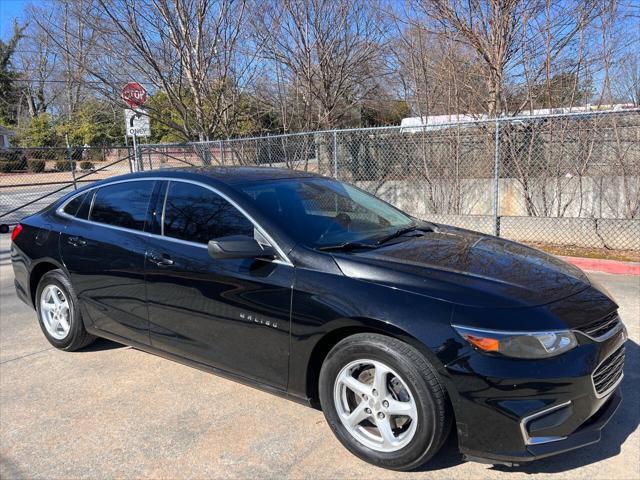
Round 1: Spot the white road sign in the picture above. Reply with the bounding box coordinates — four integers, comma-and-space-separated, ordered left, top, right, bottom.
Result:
125, 108, 151, 137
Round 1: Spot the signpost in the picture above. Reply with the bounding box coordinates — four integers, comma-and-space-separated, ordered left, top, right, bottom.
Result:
121, 83, 149, 171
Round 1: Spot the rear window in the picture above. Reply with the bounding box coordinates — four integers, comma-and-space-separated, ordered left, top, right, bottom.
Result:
90, 181, 155, 231
63, 192, 88, 216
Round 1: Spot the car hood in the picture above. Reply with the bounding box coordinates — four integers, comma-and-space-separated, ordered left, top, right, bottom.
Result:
332, 226, 590, 308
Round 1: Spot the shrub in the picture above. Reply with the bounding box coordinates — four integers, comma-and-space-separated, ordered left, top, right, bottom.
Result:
80, 161, 94, 170
0, 161, 24, 173
84, 148, 105, 162
26, 149, 51, 160
70, 147, 84, 161
27, 159, 46, 173
0, 150, 27, 163
55, 160, 75, 171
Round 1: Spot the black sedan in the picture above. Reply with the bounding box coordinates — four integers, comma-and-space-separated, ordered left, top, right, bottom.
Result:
10, 167, 626, 470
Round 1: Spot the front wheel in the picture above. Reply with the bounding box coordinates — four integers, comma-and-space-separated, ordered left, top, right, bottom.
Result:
319, 333, 451, 471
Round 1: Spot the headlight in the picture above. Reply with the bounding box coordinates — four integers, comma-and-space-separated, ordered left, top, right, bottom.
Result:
452, 325, 577, 359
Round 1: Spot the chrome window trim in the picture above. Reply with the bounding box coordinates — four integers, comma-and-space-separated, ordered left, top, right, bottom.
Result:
519, 401, 571, 446
56, 176, 293, 267
87, 189, 97, 218
160, 181, 170, 236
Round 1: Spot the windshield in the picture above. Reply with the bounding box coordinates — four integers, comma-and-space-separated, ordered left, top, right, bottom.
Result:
237, 177, 414, 248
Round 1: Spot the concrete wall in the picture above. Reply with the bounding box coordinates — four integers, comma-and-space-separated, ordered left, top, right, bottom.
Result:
356, 177, 640, 250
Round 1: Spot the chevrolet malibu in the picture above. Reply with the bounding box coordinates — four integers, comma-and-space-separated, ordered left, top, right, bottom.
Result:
11, 167, 626, 470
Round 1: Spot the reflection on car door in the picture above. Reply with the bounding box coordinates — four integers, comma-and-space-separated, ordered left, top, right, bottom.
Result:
60, 180, 159, 345
144, 180, 293, 389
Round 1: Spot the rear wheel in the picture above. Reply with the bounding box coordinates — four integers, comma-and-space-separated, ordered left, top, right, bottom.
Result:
319, 333, 451, 471
36, 269, 96, 351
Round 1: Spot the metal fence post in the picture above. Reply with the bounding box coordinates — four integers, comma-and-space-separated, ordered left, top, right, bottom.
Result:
65, 135, 77, 190
493, 118, 500, 237
332, 131, 338, 178
132, 133, 143, 171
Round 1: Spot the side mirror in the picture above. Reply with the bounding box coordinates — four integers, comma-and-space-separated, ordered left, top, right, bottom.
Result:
208, 235, 277, 260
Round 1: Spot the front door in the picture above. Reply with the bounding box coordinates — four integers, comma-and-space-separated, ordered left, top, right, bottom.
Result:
144, 180, 293, 389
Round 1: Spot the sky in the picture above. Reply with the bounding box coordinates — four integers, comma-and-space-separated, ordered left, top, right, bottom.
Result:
0, 0, 29, 41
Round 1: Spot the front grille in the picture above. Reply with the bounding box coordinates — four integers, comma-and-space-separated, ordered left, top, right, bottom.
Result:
576, 312, 621, 340
592, 345, 625, 397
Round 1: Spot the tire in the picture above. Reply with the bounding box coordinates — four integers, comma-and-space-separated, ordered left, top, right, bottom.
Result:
319, 333, 451, 471
35, 269, 96, 351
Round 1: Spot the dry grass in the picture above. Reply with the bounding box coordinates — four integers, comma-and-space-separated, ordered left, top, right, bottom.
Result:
527, 242, 640, 262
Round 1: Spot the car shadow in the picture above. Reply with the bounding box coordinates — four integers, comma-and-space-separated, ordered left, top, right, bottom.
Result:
418, 338, 639, 474
79, 337, 127, 352
417, 429, 465, 471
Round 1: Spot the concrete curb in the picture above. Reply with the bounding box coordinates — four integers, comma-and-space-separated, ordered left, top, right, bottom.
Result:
561, 256, 640, 276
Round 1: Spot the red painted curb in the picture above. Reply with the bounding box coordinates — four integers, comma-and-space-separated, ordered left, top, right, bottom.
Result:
560, 256, 640, 276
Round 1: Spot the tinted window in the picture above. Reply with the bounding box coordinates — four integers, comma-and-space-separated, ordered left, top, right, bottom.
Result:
63, 192, 87, 216
90, 181, 154, 231
163, 182, 254, 244
239, 178, 413, 247
76, 191, 93, 220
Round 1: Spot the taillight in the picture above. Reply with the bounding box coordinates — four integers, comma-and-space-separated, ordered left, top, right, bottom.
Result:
11, 224, 23, 242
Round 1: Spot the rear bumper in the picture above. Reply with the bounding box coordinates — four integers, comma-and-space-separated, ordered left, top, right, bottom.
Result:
461, 388, 622, 465
15, 278, 31, 307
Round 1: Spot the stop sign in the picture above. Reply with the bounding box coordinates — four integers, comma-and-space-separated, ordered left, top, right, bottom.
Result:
121, 82, 148, 109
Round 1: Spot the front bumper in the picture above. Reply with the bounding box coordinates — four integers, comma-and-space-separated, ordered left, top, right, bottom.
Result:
461, 388, 622, 465
446, 323, 626, 465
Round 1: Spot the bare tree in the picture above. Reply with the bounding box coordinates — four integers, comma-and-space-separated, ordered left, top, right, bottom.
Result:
95, 0, 259, 140
36, 0, 258, 141
411, 0, 605, 117
614, 53, 640, 106
252, 0, 389, 130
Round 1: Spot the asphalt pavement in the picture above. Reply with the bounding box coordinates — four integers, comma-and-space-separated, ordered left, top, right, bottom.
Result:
1, 234, 638, 479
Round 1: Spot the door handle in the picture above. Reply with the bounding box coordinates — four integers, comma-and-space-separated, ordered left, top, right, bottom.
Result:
148, 252, 174, 266
67, 236, 86, 247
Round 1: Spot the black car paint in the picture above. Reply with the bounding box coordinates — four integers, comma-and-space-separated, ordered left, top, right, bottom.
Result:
11, 167, 624, 465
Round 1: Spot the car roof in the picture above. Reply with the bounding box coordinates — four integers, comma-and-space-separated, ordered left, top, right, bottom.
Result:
138, 166, 321, 185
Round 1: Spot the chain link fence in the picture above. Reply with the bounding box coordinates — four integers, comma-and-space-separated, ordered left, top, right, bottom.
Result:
0, 146, 134, 227
141, 109, 640, 253
2, 109, 639, 253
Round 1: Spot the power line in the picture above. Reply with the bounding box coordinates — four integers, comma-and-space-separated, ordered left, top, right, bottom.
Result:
12, 78, 157, 86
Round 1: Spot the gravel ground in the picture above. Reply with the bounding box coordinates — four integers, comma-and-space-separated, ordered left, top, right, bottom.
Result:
1, 235, 638, 479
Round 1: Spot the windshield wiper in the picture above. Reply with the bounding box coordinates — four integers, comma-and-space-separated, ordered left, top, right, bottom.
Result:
317, 241, 378, 251
375, 223, 435, 246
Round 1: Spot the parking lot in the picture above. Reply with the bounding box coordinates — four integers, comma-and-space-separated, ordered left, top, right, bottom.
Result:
1, 234, 638, 479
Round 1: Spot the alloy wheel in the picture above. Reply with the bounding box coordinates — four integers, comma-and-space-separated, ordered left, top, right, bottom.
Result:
40, 285, 71, 340
333, 359, 418, 452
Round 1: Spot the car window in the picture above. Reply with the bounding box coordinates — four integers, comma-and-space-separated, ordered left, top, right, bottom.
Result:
163, 181, 254, 244
90, 181, 155, 231
63, 192, 87, 216
239, 178, 413, 247
76, 191, 94, 220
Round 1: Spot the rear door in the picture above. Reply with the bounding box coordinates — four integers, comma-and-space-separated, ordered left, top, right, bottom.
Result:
144, 180, 294, 389
59, 179, 159, 345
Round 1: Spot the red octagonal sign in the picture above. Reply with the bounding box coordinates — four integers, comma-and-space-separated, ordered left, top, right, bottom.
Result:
121, 82, 148, 109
